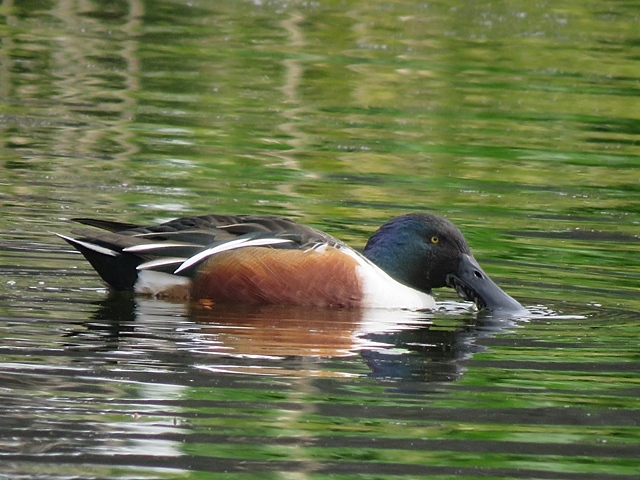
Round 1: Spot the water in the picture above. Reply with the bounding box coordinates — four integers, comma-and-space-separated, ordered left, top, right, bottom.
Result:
1, 0, 639, 478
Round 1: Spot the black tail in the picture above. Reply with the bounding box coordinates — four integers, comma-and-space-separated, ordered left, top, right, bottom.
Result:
58, 234, 141, 291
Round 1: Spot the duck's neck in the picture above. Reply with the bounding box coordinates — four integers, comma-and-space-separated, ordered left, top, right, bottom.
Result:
363, 229, 420, 289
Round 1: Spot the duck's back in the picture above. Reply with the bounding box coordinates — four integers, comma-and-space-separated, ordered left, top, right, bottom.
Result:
73, 214, 339, 248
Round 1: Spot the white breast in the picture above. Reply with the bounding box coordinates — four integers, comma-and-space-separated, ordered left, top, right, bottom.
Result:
340, 247, 435, 310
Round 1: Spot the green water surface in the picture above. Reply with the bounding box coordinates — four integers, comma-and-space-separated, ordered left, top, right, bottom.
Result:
0, 1, 639, 479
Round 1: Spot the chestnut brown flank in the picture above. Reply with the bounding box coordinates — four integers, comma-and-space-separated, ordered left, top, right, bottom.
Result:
191, 246, 364, 307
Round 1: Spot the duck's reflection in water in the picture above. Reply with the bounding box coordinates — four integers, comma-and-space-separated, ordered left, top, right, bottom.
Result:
68, 297, 515, 381
73, 296, 521, 382
193, 303, 429, 357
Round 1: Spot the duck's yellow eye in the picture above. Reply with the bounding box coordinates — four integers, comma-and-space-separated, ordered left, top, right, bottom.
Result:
431, 236, 439, 244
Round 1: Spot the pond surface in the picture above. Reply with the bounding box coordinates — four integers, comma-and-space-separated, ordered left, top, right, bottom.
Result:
1, 1, 639, 479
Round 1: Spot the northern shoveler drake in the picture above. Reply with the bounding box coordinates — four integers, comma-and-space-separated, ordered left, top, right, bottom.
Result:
58, 213, 525, 312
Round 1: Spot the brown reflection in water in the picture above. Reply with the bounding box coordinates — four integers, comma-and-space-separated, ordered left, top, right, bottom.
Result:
72, 296, 517, 382
191, 303, 429, 359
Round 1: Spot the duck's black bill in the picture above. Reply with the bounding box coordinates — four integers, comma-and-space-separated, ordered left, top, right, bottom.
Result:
446, 254, 526, 313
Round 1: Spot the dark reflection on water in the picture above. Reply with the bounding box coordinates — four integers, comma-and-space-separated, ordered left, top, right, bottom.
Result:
1, 292, 639, 479
2, 236, 639, 479
65, 295, 516, 383
362, 312, 527, 383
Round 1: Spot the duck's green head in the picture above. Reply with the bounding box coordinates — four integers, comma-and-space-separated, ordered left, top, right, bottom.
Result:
363, 213, 525, 313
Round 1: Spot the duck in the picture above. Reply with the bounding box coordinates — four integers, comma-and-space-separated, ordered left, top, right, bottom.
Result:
58, 212, 525, 312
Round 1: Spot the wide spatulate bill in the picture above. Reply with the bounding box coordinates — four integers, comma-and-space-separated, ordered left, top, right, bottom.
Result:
446, 254, 526, 313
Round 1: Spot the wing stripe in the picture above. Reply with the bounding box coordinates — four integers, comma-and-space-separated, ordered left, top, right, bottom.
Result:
124, 242, 198, 253
174, 237, 294, 274
56, 234, 118, 257
137, 258, 187, 271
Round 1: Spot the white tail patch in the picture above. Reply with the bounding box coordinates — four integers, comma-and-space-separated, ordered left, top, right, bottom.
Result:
134, 270, 191, 298
174, 237, 294, 274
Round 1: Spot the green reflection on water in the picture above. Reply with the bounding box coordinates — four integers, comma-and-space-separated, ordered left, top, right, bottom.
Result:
1, 0, 640, 479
